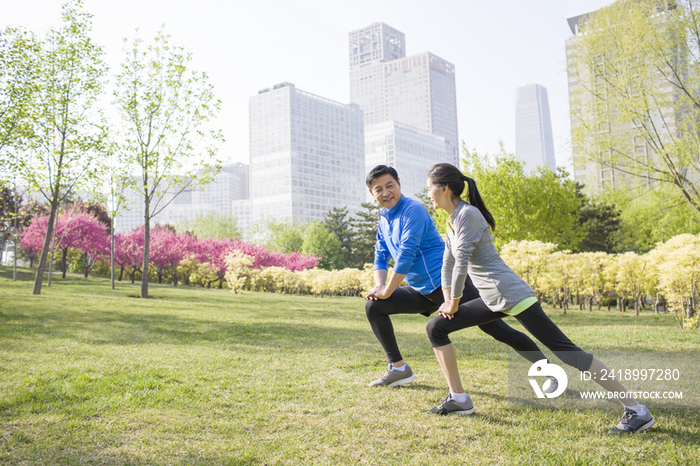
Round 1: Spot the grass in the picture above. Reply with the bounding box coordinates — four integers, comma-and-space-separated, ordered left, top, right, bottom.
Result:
0, 266, 699, 465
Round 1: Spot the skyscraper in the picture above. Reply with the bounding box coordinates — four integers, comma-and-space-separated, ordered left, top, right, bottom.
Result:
348, 23, 405, 126
567, 11, 622, 191
566, 7, 682, 194
515, 84, 556, 173
248, 82, 365, 227
349, 22, 459, 195
365, 120, 451, 200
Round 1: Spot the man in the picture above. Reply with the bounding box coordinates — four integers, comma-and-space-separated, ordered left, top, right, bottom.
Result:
364, 165, 548, 393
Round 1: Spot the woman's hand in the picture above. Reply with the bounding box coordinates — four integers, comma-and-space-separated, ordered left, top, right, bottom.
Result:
438, 298, 460, 320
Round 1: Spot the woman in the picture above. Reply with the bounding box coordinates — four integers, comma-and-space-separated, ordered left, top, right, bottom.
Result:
424, 163, 654, 434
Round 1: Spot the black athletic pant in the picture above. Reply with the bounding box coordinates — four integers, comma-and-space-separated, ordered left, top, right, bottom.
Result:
426, 299, 594, 372
365, 276, 546, 364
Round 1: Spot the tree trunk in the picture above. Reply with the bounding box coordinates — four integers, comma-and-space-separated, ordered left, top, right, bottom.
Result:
47, 212, 60, 287
119, 264, 124, 281
562, 291, 568, 315
687, 295, 695, 320
141, 184, 150, 299
32, 199, 60, 295
111, 218, 115, 290
13, 196, 18, 281
172, 264, 178, 287
13, 234, 17, 281
60, 248, 68, 278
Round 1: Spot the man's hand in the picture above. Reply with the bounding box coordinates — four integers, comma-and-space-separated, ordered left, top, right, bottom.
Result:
438, 298, 460, 320
366, 284, 392, 301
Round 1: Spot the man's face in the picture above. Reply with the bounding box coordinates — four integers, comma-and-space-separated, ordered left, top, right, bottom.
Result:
369, 173, 402, 210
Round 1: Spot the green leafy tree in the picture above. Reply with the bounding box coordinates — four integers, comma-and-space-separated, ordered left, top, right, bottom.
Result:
0, 183, 20, 245
0, 182, 25, 280
270, 221, 305, 253
301, 220, 342, 270
568, 0, 700, 213
415, 187, 437, 224
99, 147, 129, 290
455, 145, 584, 250
612, 184, 700, 253
578, 197, 622, 253
250, 218, 306, 253
177, 211, 240, 240
349, 201, 380, 268
114, 29, 223, 298
0, 26, 39, 164
8, 2, 108, 295
324, 206, 353, 268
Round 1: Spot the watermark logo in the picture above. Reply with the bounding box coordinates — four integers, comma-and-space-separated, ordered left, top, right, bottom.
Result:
509, 351, 696, 409
528, 359, 567, 398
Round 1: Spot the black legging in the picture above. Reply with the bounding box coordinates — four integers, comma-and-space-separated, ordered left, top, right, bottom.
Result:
365, 277, 546, 364
426, 298, 594, 372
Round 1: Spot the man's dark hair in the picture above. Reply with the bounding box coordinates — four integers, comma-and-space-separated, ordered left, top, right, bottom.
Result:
365, 165, 399, 188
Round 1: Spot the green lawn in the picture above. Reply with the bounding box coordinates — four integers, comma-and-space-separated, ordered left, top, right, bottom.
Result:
1, 267, 699, 465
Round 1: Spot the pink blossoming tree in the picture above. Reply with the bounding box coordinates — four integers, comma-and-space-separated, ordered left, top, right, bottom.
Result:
114, 227, 145, 283
20, 210, 109, 278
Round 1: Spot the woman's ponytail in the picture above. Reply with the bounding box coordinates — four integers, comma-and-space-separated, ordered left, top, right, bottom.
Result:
428, 164, 496, 231
464, 176, 495, 231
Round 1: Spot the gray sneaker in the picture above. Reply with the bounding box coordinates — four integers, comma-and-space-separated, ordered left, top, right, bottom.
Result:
428, 394, 475, 416
608, 406, 655, 434
543, 376, 558, 395
368, 363, 416, 387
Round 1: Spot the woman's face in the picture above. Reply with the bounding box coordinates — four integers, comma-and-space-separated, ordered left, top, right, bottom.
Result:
427, 178, 449, 211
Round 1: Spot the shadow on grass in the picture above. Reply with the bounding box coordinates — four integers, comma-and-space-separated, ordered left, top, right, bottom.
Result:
403, 383, 445, 393
0, 267, 36, 282
0, 306, 372, 350
0, 309, 551, 374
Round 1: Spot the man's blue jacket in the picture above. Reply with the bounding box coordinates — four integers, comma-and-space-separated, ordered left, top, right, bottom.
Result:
374, 194, 444, 294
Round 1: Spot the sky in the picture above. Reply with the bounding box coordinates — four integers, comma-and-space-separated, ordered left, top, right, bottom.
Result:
2, 0, 615, 173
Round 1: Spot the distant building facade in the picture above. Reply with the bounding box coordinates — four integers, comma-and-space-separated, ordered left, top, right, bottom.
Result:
515, 83, 556, 174
116, 162, 249, 234
248, 82, 365, 229
365, 120, 451, 199
231, 199, 253, 241
566, 9, 679, 193
349, 22, 459, 183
